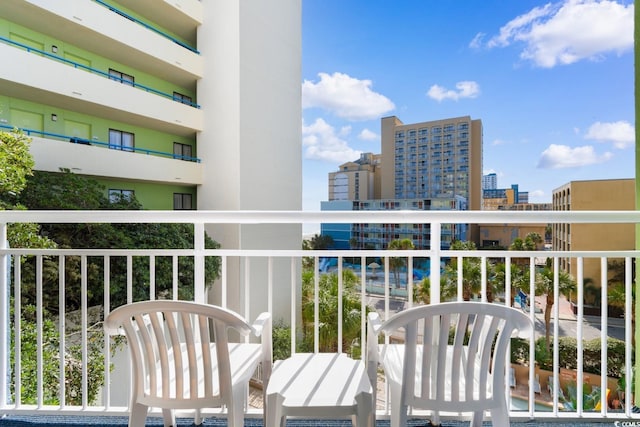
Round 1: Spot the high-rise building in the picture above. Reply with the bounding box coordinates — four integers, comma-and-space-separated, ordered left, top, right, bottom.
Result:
322, 115, 482, 249
380, 115, 483, 211
0, 0, 302, 318
482, 173, 497, 190
328, 153, 381, 201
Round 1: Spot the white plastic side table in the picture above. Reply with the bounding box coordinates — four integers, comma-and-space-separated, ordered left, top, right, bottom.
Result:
265, 353, 374, 427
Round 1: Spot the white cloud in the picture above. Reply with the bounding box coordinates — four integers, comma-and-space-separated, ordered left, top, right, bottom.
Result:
339, 125, 352, 137
529, 189, 546, 199
302, 72, 395, 120
358, 128, 378, 141
485, 0, 634, 67
528, 189, 547, 202
536, 143, 613, 169
427, 81, 480, 102
469, 32, 486, 49
302, 118, 361, 163
492, 139, 507, 146
584, 120, 635, 149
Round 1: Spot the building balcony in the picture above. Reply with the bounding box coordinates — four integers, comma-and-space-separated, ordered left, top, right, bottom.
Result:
29, 134, 203, 185
0, 43, 203, 136
0, 0, 203, 84
0, 210, 638, 426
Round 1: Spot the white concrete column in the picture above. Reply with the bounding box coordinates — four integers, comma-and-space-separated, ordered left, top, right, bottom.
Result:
197, 0, 302, 323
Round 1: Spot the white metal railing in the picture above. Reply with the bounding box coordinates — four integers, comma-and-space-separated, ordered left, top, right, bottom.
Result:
0, 210, 638, 423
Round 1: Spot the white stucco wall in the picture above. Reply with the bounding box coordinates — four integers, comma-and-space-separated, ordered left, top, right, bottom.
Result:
197, 0, 302, 323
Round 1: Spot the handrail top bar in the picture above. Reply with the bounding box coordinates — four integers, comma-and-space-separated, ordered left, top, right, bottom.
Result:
1, 210, 640, 224
1, 248, 638, 258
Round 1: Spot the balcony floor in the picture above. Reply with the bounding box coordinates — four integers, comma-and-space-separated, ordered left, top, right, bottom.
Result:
0, 415, 613, 426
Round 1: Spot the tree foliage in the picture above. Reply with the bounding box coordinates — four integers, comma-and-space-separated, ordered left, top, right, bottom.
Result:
0, 130, 34, 197
300, 268, 370, 355
535, 259, 577, 351
8, 169, 221, 310
387, 238, 414, 288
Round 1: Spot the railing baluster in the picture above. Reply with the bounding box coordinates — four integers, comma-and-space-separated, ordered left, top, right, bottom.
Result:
81, 255, 88, 409
0, 222, 7, 408
126, 255, 133, 304
172, 255, 179, 300
149, 255, 156, 301
36, 255, 43, 408
290, 257, 296, 355
576, 257, 584, 416
194, 223, 205, 303
552, 257, 560, 414
59, 256, 66, 407
103, 256, 111, 409
599, 257, 608, 416
624, 256, 632, 417
338, 255, 343, 354
313, 256, 319, 354
13, 255, 21, 407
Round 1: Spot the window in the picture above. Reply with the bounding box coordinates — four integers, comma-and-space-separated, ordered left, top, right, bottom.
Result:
173, 92, 193, 106
109, 129, 134, 152
109, 189, 134, 204
109, 69, 134, 86
174, 193, 193, 210
173, 142, 193, 160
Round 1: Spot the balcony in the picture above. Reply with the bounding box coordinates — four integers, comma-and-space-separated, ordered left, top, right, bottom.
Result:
0, 40, 203, 136
0, 210, 638, 426
0, 0, 203, 84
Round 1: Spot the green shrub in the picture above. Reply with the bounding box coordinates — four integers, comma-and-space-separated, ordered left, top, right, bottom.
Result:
557, 336, 628, 378
272, 321, 292, 361
510, 337, 530, 364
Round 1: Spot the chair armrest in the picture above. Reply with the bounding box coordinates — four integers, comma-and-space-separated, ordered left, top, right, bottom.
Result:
368, 312, 382, 335
366, 312, 383, 406
251, 312, 271, 337
252, 312, 273, 387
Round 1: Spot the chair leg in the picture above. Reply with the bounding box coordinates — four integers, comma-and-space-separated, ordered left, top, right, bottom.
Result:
162, 408, 176, 427
389, 382, 406, 427
265, 392, 285, 427
228, 386, 246, 427
470, 410, 484, 427
355, 390, 374, 427
490, 407, 510, 426
129, 402, 148, 427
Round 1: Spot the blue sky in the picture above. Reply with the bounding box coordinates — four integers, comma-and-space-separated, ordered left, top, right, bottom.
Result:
301, 0, 634, 213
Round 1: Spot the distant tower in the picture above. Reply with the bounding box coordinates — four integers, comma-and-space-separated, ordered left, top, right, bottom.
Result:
483, 173, 498, 190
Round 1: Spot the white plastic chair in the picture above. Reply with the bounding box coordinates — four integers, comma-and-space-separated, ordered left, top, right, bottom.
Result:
105, 300, 272, 427
366, 302, 531, 427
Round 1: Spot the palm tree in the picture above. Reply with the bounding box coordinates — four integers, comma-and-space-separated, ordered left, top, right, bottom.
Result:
413, 275, 454, 304
300, 269, 370, 353
509, 232, 543, 268
492, 262, 530, 306
387, 238, 415, 289
535, 259, 576, 351
442, 241, 483, 301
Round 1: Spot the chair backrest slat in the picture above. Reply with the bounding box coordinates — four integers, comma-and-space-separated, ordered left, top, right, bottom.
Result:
420, 317, 432, 399
435, 314, 449, 402
450, 312, 467, 400
148, 312, 172, 399
164, 311, 184, 398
